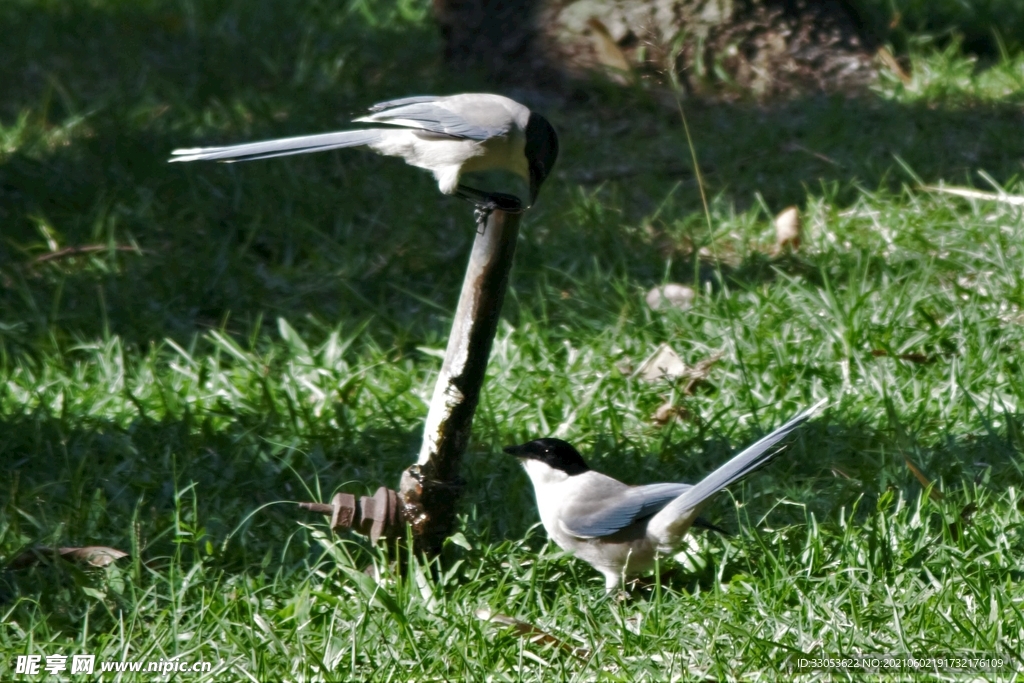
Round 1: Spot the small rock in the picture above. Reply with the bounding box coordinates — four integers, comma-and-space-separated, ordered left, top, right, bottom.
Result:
645, 283, 696, 311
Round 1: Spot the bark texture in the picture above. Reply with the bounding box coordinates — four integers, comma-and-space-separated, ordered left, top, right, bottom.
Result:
399, 209, 522, 555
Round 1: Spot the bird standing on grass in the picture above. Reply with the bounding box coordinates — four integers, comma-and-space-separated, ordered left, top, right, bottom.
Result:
170, 93, 559, 216
504, 400, 826, 593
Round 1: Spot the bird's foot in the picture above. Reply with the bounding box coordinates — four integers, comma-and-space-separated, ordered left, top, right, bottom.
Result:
457, 186, 525, 231
473, 205, 493, 232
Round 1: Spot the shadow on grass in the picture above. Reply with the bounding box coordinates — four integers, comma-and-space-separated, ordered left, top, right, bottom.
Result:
0, 410, 419, 564
0, 396, 430, 636
2, 0, 1024, 350
3, 404, 1020, 623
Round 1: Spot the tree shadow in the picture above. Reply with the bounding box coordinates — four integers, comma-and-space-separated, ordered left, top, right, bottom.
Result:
0, 406, 421, 626
1, 2, 1023, 353
0, 409, 419, 542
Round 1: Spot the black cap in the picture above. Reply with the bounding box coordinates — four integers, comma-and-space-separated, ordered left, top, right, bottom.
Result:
503, 438, 589, 476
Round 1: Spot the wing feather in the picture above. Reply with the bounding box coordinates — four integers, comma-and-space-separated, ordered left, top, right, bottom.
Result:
355, 102, 508, 140
561, 483, 691, 539
365, 95, 441, 112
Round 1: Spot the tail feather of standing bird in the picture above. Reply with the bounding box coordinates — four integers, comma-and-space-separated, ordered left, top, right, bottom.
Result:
646, 398, 828, 545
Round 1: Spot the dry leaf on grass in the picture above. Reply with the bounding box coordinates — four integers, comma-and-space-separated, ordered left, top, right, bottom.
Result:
585, 17, 634, 85
475, 608, 590, 659
637, 346, 724, 391
636, 343, 687, 382
645, 284, 696, 311
647, 350, 723, 424
8, 546, 129, 570
652, 400, 686, 425
773, 206, 802, 254
680, 351, 724, 394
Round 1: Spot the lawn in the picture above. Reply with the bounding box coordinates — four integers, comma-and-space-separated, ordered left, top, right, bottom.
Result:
2, 0, 1024, 680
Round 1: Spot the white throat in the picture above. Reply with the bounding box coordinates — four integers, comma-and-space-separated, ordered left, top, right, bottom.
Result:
520, 458, 571, 489
519, 459, 574, 539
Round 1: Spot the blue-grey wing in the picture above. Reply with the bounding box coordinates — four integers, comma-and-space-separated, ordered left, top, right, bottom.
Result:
365, 95, 442, 113
561, 483, 691, 538
356, 99, 508, 141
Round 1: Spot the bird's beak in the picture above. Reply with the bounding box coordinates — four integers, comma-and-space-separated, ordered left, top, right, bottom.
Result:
503, 444, 529, 458
528, 163, 543, 208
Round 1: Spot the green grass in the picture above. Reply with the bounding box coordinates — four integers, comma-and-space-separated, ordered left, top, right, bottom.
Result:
3, 0, 1024, 680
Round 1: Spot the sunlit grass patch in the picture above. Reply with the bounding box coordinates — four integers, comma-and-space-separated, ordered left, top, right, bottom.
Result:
3, 0, 1024, 679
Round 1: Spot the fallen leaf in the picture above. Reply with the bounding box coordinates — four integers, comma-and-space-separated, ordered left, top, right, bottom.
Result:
636, 343, 687, 382
475, 607, 590, 659
680, 350, 724, 394
645, 283, 696, 311
773, 206, 802, 254
8, 546, 129, 570
651, 400, 690, 425
585, 17, 634, 84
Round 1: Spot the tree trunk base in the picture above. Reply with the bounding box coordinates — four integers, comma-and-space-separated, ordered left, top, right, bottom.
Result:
434, 0, 878, 98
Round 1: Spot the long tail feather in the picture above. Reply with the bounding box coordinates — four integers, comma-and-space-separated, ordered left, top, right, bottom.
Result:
169, 130, 383, 163
648, 399, 826, 543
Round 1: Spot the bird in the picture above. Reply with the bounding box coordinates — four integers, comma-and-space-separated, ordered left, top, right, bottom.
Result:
503, 400, 826, 593
169, 93, 559, 216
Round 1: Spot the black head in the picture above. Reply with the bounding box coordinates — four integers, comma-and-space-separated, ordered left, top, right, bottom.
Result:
503, 437, 589, 476
524, 112, 559, 207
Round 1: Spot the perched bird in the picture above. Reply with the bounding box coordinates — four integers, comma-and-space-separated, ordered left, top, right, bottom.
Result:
504, 400, 826, 592
170, 93, 559, 213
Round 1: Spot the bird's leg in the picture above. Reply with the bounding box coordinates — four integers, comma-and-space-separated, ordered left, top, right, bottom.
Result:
457, 185, 525, 233
603, 570, 621, 595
